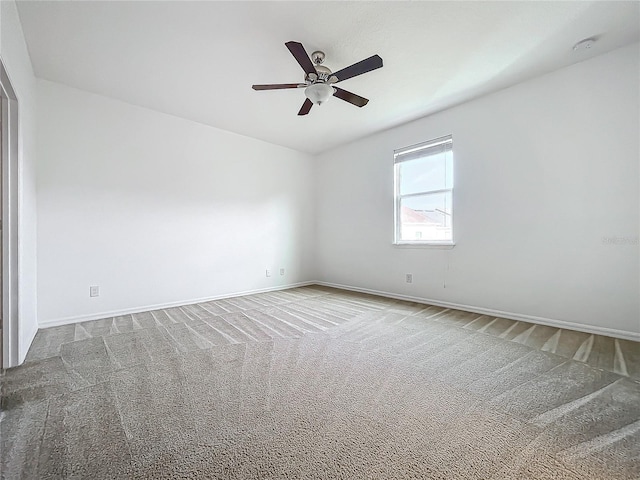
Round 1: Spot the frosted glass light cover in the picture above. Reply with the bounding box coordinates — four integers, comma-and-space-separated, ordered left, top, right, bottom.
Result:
304, 83, 334, 105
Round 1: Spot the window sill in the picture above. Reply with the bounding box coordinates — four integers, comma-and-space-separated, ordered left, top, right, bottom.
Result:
393, 242, 456, 249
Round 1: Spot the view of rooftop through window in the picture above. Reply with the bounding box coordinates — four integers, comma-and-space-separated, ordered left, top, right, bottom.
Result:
394, 136, 453, 244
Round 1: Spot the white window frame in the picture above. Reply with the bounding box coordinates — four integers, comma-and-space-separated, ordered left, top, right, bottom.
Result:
393, 135, 454, 247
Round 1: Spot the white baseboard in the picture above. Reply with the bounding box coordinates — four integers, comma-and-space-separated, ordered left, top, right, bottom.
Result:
315, 281, 640, 342
38, 280, 640, 342
19, 321, 39, 365
38, 281, 316, 329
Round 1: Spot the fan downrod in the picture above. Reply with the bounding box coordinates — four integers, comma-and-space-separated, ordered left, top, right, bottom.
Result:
307, 51, 333, 81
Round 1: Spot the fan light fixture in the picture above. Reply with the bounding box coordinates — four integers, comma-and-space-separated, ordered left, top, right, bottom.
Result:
305, 83, 335, 105
251, 41, 383, 115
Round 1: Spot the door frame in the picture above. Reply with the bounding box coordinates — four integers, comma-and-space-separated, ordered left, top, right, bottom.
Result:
1, 56, 20, 370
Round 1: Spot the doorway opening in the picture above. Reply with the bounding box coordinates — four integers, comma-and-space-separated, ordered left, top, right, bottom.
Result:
1, 57, 20, 370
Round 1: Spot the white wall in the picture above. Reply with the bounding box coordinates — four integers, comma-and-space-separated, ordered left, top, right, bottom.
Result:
1, 0, 39, 363
316, 43, 640, 339
31, 41, 640, 340
37, 80, 315, 325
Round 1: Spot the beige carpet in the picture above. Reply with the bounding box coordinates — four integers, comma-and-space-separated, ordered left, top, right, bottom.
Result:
2, 286, 639, 479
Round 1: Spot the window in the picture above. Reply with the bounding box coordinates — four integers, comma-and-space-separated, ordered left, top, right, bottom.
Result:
394, 135, 454, 245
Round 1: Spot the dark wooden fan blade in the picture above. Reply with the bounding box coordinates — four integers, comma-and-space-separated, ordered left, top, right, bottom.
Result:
298, 98, 313, 116
252, 83, 303, 90
333, 55, 383, 82
333, 87, 369, 107
285, 41, 316, 76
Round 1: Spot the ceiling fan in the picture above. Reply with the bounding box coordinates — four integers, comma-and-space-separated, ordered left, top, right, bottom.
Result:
252, 41, 383, 116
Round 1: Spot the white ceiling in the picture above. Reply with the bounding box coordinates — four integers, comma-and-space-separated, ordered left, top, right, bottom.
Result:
16, 1, 640, 154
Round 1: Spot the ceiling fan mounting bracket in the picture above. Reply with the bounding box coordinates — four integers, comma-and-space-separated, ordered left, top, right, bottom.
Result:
311, 51, 325, 65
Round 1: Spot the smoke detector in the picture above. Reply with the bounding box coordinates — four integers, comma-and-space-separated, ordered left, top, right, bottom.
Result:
573, 38, 596, 52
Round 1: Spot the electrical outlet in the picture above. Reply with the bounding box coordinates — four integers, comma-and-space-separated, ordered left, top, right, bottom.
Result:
266, 269, 271, 277
90, 285, 100, 297
405, 274, 413, 284
280, 268, 285, 276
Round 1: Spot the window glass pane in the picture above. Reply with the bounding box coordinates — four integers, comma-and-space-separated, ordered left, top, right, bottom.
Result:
399, 151, 452, 195
444, 150, 453, 190
399, 192, 452, 242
